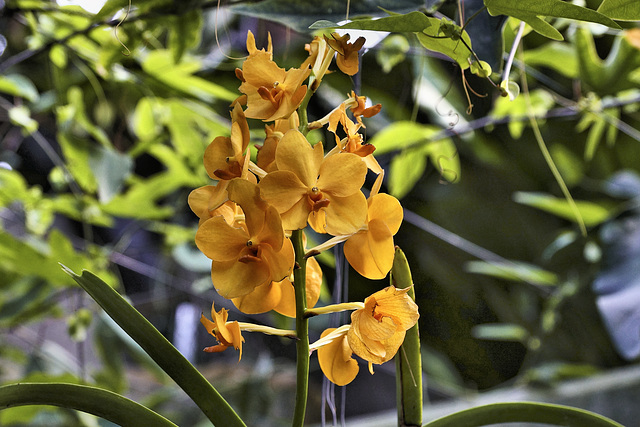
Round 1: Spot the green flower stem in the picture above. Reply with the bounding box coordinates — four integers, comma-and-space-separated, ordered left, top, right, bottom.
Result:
291, 229, 309, 427
392, 247, 422, 427
0, 383, 178, 427
423, 401, 624, 427
61, 266, 246, 427
297, 86, 315, 136
305, 302, 364, 318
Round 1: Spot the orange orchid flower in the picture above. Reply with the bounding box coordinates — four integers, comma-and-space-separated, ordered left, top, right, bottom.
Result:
258, 129, 368, 235
200, 301, 244, 361
347, 286, 419, 365
203, 103, 250, 181
195, 179, 294, 299
236, 31, 311, 122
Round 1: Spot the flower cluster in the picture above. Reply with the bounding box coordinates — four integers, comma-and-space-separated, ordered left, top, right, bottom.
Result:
191, 30, 418, 385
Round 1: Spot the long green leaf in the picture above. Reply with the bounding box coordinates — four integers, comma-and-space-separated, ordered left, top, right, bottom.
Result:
598, 0, 640, 21
310, 11, 434, 32
424, 401, 624, 427
0, 383, 178, 427
392, 247, 422, 427
61, 266, 246, 427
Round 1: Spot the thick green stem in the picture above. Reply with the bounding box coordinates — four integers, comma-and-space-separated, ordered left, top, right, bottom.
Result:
0, 383, 178, 427
291, 229, 309, 427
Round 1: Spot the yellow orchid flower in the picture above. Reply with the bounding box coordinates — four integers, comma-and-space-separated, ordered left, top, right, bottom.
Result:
343, 191, 403, 280
258, 129, 368, 235
195, 179, 294, 299
347, 286, 419, 365
203, 104, 250, 181
325, 32, 366, 76
236, 31, 311, 122
231, 256, 322, 317
200, 301, 244, 361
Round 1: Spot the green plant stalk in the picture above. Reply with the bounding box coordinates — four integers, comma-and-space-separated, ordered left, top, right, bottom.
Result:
61, 266, 246, 427
392, 247, 422, 427
291, 229, 309, 427
423, 401, 624, 427
0, 383, 178, 427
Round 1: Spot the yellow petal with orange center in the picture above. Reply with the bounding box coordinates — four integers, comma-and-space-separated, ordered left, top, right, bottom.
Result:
369, 286, 420, 331
317, 328, 359, 386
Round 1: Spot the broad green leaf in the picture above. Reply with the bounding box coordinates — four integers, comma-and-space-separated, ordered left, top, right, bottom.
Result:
574, 27, 640, 95
141, 50, 237, 103
421, 138, 460, 184
465, 260, 558, 285
310, 11, 434, 32
0, 74, 39, 102
513, 191, 615, 226
57, 133, 98, 193
369, 121, 442, 155
389, 148, 427, 199
231, 0, 426, 33
598, 0, 640, 21
523, 42, 578, 78
132, 97, 163, 141
484, 0, 620, 40
472, 323, 531, 343
417, 17, 474, 69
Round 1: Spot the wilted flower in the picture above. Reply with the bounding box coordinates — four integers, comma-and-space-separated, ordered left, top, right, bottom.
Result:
200, 301, 244, 360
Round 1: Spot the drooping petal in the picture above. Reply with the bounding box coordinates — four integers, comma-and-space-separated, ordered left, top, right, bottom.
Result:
273, 279, 296, 317
343, 219, 395, 280
317, 327, 359, 386
275, 130, 323, 188
195, 216, 248, 262
321, 191, 368, 236
316, 152, 367, 197
273, 256, 322, 317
